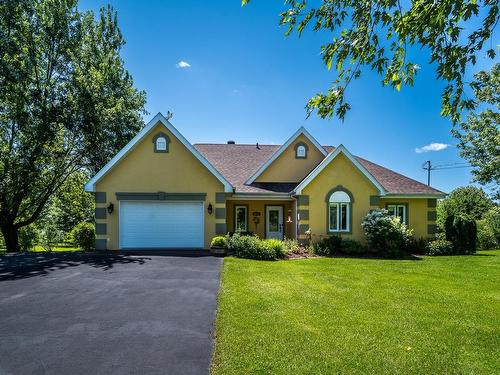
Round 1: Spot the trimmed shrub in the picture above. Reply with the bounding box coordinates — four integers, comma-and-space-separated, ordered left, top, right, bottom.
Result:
210, 236, 227, 248
70, 222, 95, 251
227, 233, 279, 260
361, 209, 413, 257
341, 239, 365, 255
311, 235, 342, 256
444, 214, 477, 254
426, 239, 454, 256
403, 237, 430, 255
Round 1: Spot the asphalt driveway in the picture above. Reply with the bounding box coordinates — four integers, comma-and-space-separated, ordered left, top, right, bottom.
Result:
0, 252, 222, 375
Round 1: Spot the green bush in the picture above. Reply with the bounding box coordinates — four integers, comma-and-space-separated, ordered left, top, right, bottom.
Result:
210, 236, 227, 248
426, 239, 454, 256
481, 207, 500, 246
262, 238, 286, 259
361, 209, 413, 257
341, 239, 365, 255
403, 237, 430, 255
444, 214, 477, 254
227, 233, 281, 260
18, 225, 40, 251
70, 222, 95, 251
477, 220, 498, 250
311, 235, 342, 255
283, 238, 300, 254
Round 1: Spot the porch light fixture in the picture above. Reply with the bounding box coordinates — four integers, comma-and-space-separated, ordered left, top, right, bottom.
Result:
207, 203, 213, 215
107, 203, 114, 214
286, 209, 293, 223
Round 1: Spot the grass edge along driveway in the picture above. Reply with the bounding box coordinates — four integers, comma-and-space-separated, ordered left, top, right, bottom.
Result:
211, 251, 500, 374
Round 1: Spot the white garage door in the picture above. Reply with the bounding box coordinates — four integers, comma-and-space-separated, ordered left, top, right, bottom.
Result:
119, 201, 204, 249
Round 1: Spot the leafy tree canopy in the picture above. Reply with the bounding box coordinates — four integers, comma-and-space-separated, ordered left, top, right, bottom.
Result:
437, 186, 494, 228
0, 0, 146, 251
243, 0, 499, 123
452, 64, 499, 193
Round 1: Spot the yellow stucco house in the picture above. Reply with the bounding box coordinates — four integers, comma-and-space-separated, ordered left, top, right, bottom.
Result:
85, 112, 445, 250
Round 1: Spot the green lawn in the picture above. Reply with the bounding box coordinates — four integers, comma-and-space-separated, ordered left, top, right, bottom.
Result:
0, 245, 81, 253
211, 251, 500, 374
31, 245, 81, 252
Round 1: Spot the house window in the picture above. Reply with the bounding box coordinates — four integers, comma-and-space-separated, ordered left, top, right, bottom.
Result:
153, 132, 170, 152
294, 142, 308, 159
328, 191, 351, 232
235, 206, 247, 232
156, 137, 167, 151
387, 204, 407, 224
296, 145, 306, 158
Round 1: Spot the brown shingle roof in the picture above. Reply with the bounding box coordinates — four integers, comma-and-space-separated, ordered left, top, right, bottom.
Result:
194, 143, 444, 195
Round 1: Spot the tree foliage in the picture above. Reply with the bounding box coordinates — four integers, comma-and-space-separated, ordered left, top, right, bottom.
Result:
0, 0, 146, 251
50, 171, 94, 233
243, 0, 499, 123
452, 64, 499, 192
437, 186, 494, 229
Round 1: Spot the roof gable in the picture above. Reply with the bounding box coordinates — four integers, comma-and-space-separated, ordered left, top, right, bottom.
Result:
85, 113, 233, 192
245, 127, 327, 185
293, 144, 386, 195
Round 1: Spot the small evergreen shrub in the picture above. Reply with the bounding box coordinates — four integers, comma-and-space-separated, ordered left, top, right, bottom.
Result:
70, 222, 95, 251
426, 239, 454, 256
210, 236, 227, 248
361, 209, 412, 257
444, 214, 477, 254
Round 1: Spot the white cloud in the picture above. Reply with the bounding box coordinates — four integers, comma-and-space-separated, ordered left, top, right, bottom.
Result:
415, 142, 449, 153
176, 60, 191, 68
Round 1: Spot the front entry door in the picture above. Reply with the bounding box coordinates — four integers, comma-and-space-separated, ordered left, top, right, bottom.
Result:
266, 206, 284, 239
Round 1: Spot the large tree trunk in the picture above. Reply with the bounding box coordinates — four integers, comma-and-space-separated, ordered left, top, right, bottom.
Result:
1, 223, 20, 252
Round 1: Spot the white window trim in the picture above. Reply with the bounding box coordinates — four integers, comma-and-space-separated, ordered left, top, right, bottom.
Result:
387, 204, 407, 224
296, 145, 306, 157
328, 202, 350, 232
235, 205, 248, 232
156, 137, 167, 151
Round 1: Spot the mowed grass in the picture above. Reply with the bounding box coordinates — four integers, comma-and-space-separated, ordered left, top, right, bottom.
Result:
211, 251, 500, 374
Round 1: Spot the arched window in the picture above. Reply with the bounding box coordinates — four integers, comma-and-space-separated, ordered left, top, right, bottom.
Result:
328, 190, 351, 232
153, 132, 170, 152
156, 137, 167, 151
294, 142, 308, 159
296, 145, 306, 158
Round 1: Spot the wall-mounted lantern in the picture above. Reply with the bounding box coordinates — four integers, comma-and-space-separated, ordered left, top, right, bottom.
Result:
286, 209, 293, 223
107, 203, 114, 214
207, 203, 213, 215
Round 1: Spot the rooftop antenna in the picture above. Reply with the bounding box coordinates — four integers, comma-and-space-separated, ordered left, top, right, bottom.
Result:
165, 111, 173, 121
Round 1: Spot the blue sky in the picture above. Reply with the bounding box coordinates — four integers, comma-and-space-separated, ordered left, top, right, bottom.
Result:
79, 0, 493, 194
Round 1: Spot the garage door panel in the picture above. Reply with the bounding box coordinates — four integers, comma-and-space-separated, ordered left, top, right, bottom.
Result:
120, 201, 204, 249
